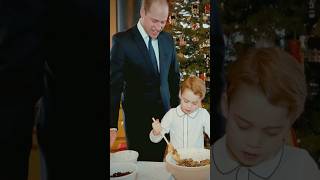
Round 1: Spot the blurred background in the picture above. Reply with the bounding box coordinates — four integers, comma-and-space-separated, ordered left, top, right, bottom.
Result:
218, 0, 320, 166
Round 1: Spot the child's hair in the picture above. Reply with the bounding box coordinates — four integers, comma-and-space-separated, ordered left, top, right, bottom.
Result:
226, 47, 307, 120
181, 76, 206, 99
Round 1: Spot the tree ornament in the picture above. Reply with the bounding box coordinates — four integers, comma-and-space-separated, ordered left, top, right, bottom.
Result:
202, 14, 209, 22
179, 35, 187, 46
177, 52, 185, 61
169, 13, 177, 25
192, 36, 199, 42
191, 23, 200, 30
192, 4, 199, 16
204, 3, 211, 14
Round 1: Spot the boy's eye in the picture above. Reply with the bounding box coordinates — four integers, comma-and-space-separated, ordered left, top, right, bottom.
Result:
238, 124, 251, 130
266, 132, 279, 137
264, 129, 282, 137
235, 119, 251, 130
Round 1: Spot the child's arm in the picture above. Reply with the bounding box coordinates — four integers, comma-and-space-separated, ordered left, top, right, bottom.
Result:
203, 109, 210, 138
149, 109, 173, 143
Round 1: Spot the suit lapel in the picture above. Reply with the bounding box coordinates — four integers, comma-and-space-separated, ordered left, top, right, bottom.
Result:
158, 33, 169, 80
131, 26, 158, 77
132, 25, 169, 78
132, 26, 149, 63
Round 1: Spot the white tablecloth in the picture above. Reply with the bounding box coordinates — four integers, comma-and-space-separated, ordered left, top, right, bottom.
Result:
136, 161, 173, 180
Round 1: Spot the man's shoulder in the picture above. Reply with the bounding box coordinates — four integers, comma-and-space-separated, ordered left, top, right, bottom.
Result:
160, 31, 173, 38
159, 31, 174, 43
112, 26, 137, 41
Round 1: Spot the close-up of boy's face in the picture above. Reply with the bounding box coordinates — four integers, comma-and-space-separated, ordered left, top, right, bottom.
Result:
179, 88, 201, 114
222, 84, 292, 166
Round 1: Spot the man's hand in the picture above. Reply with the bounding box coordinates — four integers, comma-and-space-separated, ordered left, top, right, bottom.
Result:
152, 119, 162, 136
110, 129, 117, 148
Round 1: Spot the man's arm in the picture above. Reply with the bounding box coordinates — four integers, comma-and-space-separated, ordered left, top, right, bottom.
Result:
168, 36, 180, 108
110, 34, 125, 129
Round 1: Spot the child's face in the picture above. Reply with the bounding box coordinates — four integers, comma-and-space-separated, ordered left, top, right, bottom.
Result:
179, 88, 201, 114
222, 84, 292, 166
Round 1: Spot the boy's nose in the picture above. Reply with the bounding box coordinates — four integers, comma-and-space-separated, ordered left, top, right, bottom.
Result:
187, 103, 192, 109
246, 132, 263, 149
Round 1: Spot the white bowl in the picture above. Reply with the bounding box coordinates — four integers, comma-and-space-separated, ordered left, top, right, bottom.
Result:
165, 148, 210, 180
110, 162, 138, 180
110, 150, 139, 164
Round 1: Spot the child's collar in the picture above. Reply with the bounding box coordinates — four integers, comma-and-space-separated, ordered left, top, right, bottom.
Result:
212, 135, 284, 179
176, 105, 200, 119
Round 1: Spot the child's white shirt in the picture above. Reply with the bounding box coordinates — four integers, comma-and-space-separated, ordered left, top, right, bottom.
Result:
211, 135, 320, 180
149, 105, 210, 149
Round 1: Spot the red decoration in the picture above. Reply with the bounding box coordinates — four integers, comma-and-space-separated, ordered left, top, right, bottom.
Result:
192, 23, 200, 30
117, 143, 127, 151
204, 3, 211, 14
199, 73, 206, 81
288, 39, 302, 63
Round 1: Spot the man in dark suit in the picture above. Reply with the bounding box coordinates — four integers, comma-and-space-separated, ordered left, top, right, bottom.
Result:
110, 0, 180, 161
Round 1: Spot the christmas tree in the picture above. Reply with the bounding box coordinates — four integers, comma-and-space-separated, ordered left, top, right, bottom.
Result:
165, 0, 211, 110
219, 0, 308, 64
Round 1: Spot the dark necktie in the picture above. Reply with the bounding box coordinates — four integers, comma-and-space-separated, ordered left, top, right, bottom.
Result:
148, 36, 159, 73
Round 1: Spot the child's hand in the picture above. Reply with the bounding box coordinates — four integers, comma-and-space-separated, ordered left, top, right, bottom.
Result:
152, 119, 162, 136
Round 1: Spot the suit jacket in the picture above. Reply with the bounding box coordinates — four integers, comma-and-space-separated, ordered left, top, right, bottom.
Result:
211, 0, 226, 143
110, 25, 180, 129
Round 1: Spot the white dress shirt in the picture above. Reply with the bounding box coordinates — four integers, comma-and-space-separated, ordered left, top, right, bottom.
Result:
211, 135, 320, 180
149, 105, 210, 149
137, 19, 160, 72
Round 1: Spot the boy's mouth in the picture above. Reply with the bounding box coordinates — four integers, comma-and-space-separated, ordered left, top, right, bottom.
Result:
182, 108, 192, 114
242, 151, 259, 161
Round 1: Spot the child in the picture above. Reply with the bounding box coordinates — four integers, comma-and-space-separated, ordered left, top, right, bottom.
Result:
149, 76, 210, 152
212, 47, 320, 179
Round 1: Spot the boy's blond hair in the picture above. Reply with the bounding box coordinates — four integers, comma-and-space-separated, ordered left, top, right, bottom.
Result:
226, 47, 307, 120
181, 76, 206, 100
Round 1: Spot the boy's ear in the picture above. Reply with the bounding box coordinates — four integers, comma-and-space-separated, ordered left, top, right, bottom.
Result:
179, 90, 182, 99
221, 92, 229, 119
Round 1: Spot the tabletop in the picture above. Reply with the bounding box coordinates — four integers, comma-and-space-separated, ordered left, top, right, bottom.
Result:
136, 161, 173, 180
